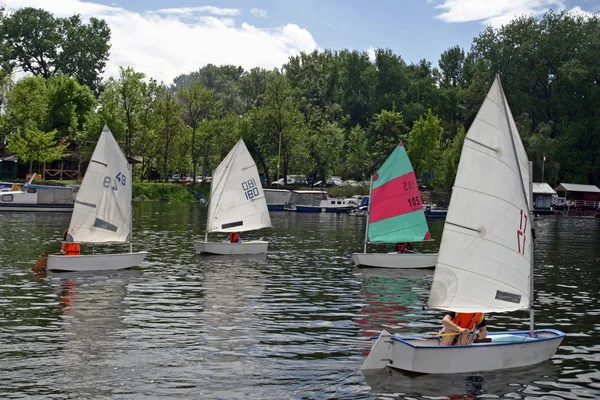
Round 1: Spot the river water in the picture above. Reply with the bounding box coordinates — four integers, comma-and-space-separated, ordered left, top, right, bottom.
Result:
0, 204, 598, 399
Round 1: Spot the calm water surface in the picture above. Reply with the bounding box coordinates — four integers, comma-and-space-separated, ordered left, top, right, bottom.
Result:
0, 204, 598, 399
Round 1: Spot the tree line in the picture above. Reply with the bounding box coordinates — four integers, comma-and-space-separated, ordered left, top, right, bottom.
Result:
0, 7, 598, 189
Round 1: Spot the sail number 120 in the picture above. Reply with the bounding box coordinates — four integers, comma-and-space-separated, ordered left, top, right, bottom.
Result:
103, 172, 126, 191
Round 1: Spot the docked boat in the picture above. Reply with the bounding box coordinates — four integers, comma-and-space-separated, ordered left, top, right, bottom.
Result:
352, 143, 437, 269
46, 125, 147, 272
424, 205, 448, 219
361, 75, 565, 374
193, 139, 272, 255
264, 188, 291, 211
284, 190, 353, 213
0, 175, 74, 212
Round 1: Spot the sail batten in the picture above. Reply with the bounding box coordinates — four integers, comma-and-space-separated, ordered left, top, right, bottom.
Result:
206, 139, 272, 233
68, 125, 132, 244
428, 75, 532, 314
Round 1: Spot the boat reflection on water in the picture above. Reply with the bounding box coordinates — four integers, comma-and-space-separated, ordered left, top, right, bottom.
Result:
362, 361, 560, 398
195, 252, 268, 263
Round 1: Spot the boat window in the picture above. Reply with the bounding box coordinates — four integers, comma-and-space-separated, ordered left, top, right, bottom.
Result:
27, 188, 37, 194
337, 201, 341, 204
331, 201, 335, 204
1, 194, 13, 202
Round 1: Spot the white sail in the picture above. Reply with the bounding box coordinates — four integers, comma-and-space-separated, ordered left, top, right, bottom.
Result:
428, 75, 532, 313
206, 139, 271, 233
67, 125, 132, 244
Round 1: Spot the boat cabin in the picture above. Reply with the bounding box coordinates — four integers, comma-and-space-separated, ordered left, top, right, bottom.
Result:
532, 183, 556, 211
264, 189, 292, 211
0, 183, 74, 212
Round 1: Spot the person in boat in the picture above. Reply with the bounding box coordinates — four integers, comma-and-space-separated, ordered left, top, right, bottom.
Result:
396, 242, 414, 253
226, 232, 242, 243
440, 312, 487, 346
60, 230, 81, 256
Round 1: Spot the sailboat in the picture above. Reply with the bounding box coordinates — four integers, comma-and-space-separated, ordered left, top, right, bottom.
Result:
352, 143, 437, 268
193, 138, 271, 255
46, 126, 147, 272
361, 75, 565, 374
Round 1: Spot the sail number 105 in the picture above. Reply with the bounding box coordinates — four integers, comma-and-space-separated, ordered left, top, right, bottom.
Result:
407, 196, 421, 208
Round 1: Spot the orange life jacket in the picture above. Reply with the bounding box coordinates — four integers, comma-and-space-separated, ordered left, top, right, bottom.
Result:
228, 232, 240, 243
451, 313, 484, 330
61, 243, 81, 256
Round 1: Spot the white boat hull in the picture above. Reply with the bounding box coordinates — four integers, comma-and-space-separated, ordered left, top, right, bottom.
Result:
47, 252, 147, 272
361, 329, 565, 374
352, 252, 437, 268
194, 240, 268, 255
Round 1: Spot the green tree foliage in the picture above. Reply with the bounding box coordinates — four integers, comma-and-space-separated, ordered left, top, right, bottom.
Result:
434, 125, 466, 190
155, 87, 185, 182
7, 125, 68, 174
1, 7, 110, 93
369, 106, 407, 169
407, 109, 443, 179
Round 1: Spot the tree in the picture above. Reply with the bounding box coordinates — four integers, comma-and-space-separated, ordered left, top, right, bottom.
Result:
345, 125, 370, 180
7, 125, 68, 174
369, 105, 408, 170
407, 109, 443, 179
177, 82, 216, 185
438, 46, 466, 87
434, 125, 466, 190
155, 87, 184, 182
1, 8, 110, 94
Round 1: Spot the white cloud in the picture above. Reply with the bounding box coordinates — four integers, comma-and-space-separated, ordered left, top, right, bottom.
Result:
250, 8, 269, 18
2, 1, 318, 83
367, 46, 376, 63
433, 0, 569, 26
156, 6, 240, 16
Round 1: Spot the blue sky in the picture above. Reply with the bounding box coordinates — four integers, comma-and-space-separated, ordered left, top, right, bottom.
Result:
4, 0, 599, 82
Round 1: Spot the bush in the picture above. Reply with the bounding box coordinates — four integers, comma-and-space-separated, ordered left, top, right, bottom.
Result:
132, 182, 202, 202
327, 183, 369, 198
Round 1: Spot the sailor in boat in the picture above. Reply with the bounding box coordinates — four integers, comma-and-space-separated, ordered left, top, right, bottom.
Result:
60, 230, 81, 256
226, 232, 242, 243
439, 312, 487, 346
395, 242, 414, 253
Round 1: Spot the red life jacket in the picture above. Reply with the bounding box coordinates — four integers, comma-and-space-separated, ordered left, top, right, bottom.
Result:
61, 243, 81, 256
397, 243, 408, 253
452, 313, 484, 330
228, 232, 240, 243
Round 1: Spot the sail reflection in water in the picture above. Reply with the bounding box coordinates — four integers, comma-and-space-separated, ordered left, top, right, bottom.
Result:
357, 268, 433, 338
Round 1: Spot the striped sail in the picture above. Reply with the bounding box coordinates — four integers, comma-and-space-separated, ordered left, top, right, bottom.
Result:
367, 143, 431, 243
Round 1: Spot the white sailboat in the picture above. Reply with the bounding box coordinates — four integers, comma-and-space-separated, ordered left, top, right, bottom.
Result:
193, 138, 271, 255
47, 126, 147, 272
361, 75, 565, 374
352, 142, 437, 269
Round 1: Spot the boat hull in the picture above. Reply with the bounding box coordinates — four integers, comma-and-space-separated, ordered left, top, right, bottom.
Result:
352, 252, 437, 269
0, 204, 74, 212
361, 329, 565, 374
47, 251, 147, 272
294, 205, 353, 213
194, 240, 268, 255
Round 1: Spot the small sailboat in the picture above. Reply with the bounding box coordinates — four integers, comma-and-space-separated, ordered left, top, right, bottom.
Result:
361, 75, 565, 374
46, 126, 147, 272
193, 138, 271, 255
352, 143, 437, 268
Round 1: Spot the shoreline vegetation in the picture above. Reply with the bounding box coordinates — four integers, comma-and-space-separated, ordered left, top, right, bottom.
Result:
0, 8, 597, 193
17, 179, 455, 205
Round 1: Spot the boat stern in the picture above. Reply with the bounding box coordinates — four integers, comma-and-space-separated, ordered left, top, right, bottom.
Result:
360, 330, 393, 370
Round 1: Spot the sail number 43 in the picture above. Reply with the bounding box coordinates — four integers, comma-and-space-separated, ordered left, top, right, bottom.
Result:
103, 172, 126, 190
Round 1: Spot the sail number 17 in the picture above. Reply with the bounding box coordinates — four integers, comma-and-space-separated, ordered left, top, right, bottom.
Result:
517, 209, 527, 255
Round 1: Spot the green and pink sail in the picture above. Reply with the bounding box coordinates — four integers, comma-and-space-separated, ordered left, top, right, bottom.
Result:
367, 143, 431, 243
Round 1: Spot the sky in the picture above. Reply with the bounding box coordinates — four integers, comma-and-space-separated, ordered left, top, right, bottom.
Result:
2, 0, 599, 84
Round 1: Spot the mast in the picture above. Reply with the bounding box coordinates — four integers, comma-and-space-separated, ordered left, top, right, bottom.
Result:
529, 161, 534, 336
362, 175, 374, 253
130, 163, 133, 254
498, 75, 535, 336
